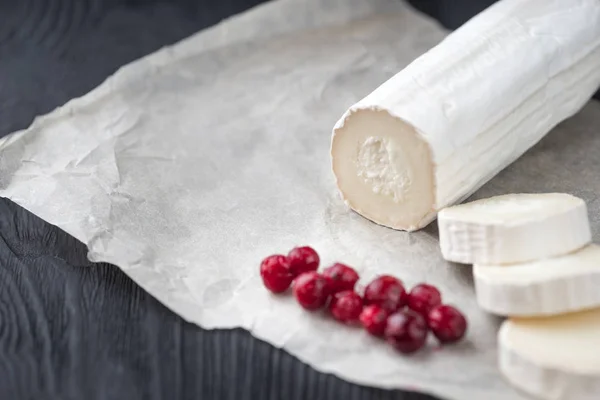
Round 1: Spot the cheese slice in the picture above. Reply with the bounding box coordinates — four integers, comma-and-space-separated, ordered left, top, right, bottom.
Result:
330, 0, 600, 231
437, 193, 591, 265
499, 310, 600, 400
474, 244, 600, 317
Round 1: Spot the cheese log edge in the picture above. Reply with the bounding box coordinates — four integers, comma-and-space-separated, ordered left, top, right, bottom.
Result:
330, 0, 600, 231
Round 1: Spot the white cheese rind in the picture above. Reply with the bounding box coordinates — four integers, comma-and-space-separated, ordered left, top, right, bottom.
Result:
499, 313, 600, 400
330, 0, 600, 231
437, 193, 591, 265
474, 244, 600, 317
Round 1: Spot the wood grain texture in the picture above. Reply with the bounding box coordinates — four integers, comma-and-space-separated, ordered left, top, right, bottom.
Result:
0, 0, 443, 399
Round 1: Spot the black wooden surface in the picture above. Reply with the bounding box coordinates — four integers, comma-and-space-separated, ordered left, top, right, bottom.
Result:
0, 1, 598, 399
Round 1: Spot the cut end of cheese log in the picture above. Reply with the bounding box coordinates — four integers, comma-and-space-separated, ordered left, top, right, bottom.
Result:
474, 244, 600, 317
331, 108, 435, 231
330, 0, 600, 231
438, 193, 591, 265
499, 310, 600, 400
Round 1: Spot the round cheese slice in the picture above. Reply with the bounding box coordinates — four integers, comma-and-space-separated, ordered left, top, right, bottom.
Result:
474, 244, 600, 317
499, 311, 600, 400
437, 193, 591, 265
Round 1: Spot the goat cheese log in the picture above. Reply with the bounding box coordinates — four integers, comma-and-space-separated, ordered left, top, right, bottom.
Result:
330, 0, 600, 231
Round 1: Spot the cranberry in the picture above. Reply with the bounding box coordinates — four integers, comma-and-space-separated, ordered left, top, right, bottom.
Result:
363, 275, 407, 312
384, 310, 428, 354
359, 305, 389, 337
322, 263, 359, 294
293, 272, 331, 310
427, 304, 468, 344
329, 290, 363, 323
407, 283, 442, 316
260, 255, 293, 293
287, 246, 320, 276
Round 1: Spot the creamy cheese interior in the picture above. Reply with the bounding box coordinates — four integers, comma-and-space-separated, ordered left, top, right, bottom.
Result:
356, 137, 413, 203
502, 308, 600, 375
331, 109, 434, 231
440, 193, 584, 225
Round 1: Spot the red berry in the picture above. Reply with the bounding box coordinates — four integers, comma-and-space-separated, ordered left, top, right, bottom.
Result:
384, 310, 428, 354
359, 305, 389, 337
329, 290, 363, 323
287, 246, 320, 276
293, 272, 331, 310
322, 263, 360, 294
363, 275, 407, 312
408, 283, 442, 316
260, 255, 293, 293
427, 305, 467, 344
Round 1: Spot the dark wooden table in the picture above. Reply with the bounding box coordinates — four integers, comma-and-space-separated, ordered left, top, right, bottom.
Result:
1, 1, 598, 399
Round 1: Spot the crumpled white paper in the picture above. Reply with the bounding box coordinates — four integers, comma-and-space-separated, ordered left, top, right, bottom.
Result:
1, 0, 599, 399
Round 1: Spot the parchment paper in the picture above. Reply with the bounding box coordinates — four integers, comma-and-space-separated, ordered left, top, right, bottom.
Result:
1, 0, 599, 399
